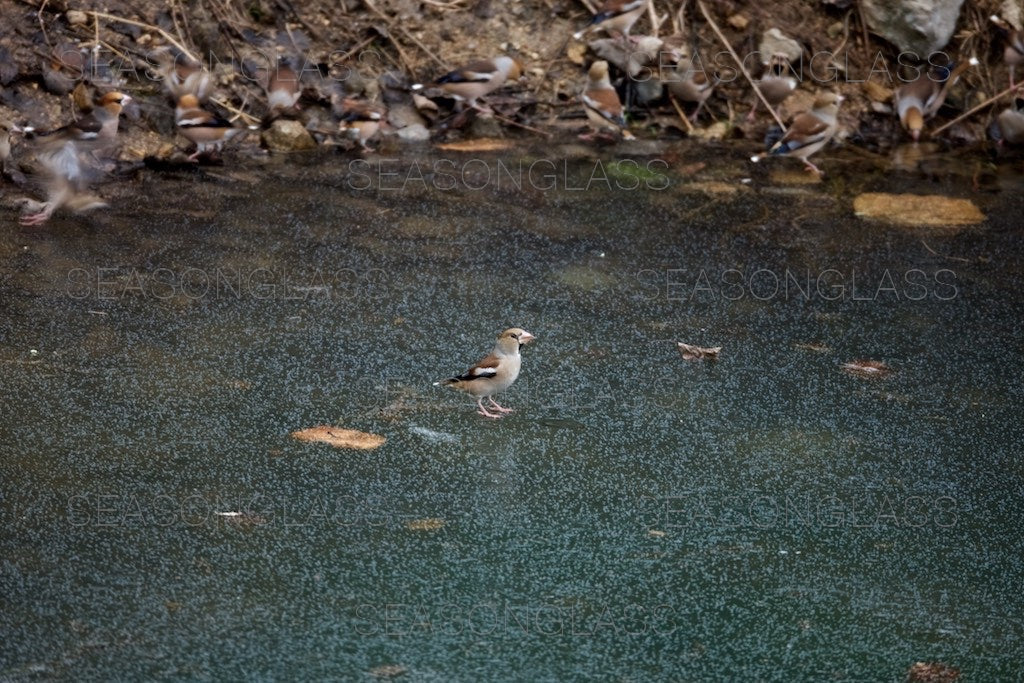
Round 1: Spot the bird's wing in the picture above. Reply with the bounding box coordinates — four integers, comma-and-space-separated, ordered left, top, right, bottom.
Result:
592, 0, 644, 22
177, 108, 233, 129
436, 62, 498, 85
582, 88, 625, 125
453, 354, 501, 381
774, 112, 829, 151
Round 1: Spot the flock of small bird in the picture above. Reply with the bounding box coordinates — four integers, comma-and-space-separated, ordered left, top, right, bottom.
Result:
4, 1, 1024, 228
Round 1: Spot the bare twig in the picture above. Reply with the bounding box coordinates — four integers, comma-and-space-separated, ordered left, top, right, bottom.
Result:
485, 110, 551, 137
88, 11, 199, 62
668, 93, 694, 133
921, 239, 970, 263
695, 0, 787, 131
38, 0, 51, 48
361, 0, 419, 74
397, 26, 448, 69
857, 0, 870, 61
646, 0, 660, 38
211, 97, 259, 125
930, 83, 1021, 137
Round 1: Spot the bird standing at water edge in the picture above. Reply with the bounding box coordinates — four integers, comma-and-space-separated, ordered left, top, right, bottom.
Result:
175, 94, 247, 161
752, 92, 843, 177
416, 56, 524, 113
18, 91, 130, 225
581, 60, 635, 140
436, 328, 536, 419
991, 15, 1024, 88
894, 58, 978, 141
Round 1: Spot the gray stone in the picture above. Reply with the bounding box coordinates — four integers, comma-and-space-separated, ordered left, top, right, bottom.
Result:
469, 115, 503, 138
261, 119, 317, 152
860, 0, 966, 56
759, 28, 803, 64
396, 124, 430, 142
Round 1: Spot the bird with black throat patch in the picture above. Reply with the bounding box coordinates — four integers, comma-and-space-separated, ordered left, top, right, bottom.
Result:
435, 328, 536, 419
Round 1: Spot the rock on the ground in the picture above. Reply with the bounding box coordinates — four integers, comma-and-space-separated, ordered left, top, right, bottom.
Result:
396, 124, 430, 142
759, 28, 803, 63
860, 0, 966, 55
261, 119, 317, 152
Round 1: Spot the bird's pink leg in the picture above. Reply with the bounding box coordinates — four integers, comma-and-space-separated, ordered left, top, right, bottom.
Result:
746, 98, 758, 123
488, 397, 513, 414
689, 100, 707, 123
802, 159, 823, 177
19, 204, 54, 226
476, 398, 503, 419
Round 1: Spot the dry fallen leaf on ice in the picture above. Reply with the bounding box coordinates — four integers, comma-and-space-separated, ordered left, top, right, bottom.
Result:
405, 518, 445, 531
290, 426, 386, 450
677, 342, 722, 361
435, 138, 513, 152
369, 664, 407, 678
853, 193, 983, 227
841, 359, 893, 378
907, 661, 959, 683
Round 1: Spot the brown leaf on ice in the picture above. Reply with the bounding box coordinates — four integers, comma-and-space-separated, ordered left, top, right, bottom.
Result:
794, 342, 831, 353
369, 664, 407, 678
677, 342, 722, 361
907, 661, 959, 683
290, 426, 386, 450
405, 518, 445, 531
841, 359, 892, 378
435, 138, 513, 152
853, 193, 983, 227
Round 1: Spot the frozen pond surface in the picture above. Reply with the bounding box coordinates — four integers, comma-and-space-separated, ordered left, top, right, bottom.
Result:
2, 144, 1023, 679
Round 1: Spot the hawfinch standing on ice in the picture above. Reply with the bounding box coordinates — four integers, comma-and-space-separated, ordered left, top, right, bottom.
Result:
436, 328, 536, 419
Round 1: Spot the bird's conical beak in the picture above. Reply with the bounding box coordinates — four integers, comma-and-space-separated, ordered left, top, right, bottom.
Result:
519, 331, 536, 344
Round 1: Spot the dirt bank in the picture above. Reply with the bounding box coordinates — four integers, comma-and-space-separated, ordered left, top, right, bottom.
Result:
0, 0, 1017, 169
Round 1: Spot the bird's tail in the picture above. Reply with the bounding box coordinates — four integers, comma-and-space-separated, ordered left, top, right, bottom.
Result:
433, 378, 458, 387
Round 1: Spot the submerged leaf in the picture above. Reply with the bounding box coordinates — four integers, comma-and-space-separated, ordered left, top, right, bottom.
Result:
435, 138, 512, 152
841, 359, 892, 378
677, 342, 722, 361
405, 518, 445, 531
291, 426, 386, 450
907, 662, 959, 682
853, 193, 983, 227
369, 664, 407, 678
